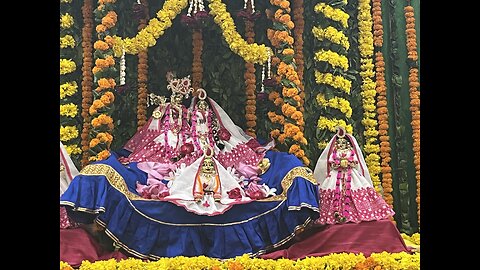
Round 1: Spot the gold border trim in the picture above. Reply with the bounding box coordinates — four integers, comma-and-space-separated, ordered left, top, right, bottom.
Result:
60, 201, 105, 214
258, 166, 317, 202
95, 216, 313, 260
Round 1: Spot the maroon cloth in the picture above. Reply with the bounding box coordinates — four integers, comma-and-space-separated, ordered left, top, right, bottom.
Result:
261, 220, 411, 259
60, 228, 128, 267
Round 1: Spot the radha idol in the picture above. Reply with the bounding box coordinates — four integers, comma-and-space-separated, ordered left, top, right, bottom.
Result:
60, 74, 320, 259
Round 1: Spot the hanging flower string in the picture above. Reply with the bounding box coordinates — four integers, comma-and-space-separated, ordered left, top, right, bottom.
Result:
80, 0, 95, 167
209, 0, 272, 65
267, 0, 309, 166
88, 0, 118, 162
372, 0, 393, 208
312, 1, 351, 152
292, 0, 306, 122
136, 0, 149, 130
358, 0, 381, 192
404, 3, 420, 225
192, 29, 204, 91
243, 0, 257, 137
60, 1, 81, 158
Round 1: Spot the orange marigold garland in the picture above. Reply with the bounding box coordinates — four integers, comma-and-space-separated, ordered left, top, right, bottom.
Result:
88, 0, 118, 162
372, 0, 393, 209
267, 0, 309, 166
192, 29, 204, 91
136, 0, 149, 130
292, 0, 305, 125
243, 2, 257, 137
80, 0, 95, 168
404, 3, 420, 225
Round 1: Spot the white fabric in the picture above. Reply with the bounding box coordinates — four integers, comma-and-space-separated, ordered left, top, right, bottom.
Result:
164, 156, 252, 215
60, 142, 79, 196
313, 132, 372, 187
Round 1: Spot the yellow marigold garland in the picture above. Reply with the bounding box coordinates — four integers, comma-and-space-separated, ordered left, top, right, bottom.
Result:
314, 70, 352, 94
404, 4, 420, 225
358, 0, 381, 192
137, 0, 149, 130
60, 252, 419, 269
60, 0, 82, 161
316, 93, 352, 118
208, 0, 272, 65
60, 35, 76, 49
60, 59, 76, 75
80, 0, 95, 167
314, 50, 349, 71
244, 6, 257, 137
88, 0, 118, 162
110, 0, 188, 56
314, 2, 349, 28
267, 0, 309, 166
312, 26, 350, 50
372, 0, 394, 209
317, 116, 353, 134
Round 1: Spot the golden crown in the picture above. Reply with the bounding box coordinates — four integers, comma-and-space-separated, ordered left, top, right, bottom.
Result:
167, 75, 193, 98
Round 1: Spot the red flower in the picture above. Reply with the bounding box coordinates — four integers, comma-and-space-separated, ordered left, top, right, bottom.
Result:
180, 143, 194, 156
218, 127, 231, 141
227, 187, 242, 199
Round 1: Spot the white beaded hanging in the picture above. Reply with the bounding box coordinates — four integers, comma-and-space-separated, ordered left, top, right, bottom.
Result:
119, 49, 126, 85
136, 0, 141, 4
267, 50, 272, 79
261, 65, 265, 93
187, 0, 194, 16
251, 0, 255, 13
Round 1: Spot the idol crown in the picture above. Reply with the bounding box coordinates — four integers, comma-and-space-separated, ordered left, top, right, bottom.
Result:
167, 75, 193, 98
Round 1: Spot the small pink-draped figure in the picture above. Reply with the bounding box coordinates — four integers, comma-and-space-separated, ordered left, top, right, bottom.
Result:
313, 127, 394, 224
119, 73, 198, 181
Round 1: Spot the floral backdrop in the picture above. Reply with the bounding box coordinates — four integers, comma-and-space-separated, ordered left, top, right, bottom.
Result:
60, 0, 420, 234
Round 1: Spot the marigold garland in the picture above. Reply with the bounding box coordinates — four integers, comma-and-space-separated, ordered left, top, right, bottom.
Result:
317, 116, 353, 134
60, 252, 419, 269
80, 0, 95, 167
292, 0, 305, 117
192, 29, 204, 91
312, 26, 350, 50
107, 0, 187, 56
371, 0, 394, 209
314, 2, 349, 28
316, 93, 352, 118
314, 50, 349, 71
60, 34, 76, 48
243, 4, 257, 137
136, 0, 149, 130
314, 70, 352, 94
60, 59, 76, 75
404, 4, 420, 225
60, 13, 74, 29
267, 0, 309, 166
358, 0, 381, 192
88, 0, 119, 162
209, 0, 272, 64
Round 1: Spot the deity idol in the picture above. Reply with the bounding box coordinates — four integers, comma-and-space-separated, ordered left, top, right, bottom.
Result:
313, 127, 394, 224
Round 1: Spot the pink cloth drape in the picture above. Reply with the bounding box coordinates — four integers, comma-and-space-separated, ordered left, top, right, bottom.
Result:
261, 220, 411, 259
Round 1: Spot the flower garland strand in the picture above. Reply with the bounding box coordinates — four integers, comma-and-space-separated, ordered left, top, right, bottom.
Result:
137, 0, 149, 130
267, 0, 309, 166
292, 0, 306, 121
312, 1, 351, 153
111, 0, 188, 56
60, 252, 419, 269
192, 29, 204, 91
372, 0, 394, 209
244, 1, 257, 137
358, 0, 381, 192
80, 0, 95, 167
60, 0, 82, 159
404, 3, 420, 225
88, 0, 118, 162
209, 0, 272, 64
